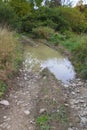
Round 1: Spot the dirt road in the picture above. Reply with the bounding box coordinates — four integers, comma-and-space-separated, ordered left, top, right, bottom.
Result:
0, 39, 87, 130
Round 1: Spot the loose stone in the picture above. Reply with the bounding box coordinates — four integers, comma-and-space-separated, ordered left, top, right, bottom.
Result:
0, 100, 10, 106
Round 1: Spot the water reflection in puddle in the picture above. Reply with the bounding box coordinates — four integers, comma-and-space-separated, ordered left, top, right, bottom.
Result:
41, 58, 75, 83
24, 44, 76, 84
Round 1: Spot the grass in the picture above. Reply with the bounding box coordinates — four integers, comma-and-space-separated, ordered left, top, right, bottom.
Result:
57, 105, 69, 123
36, 114, 50, 130
60, 33, 87, 79
0, 80, 7, 97
36, 105, 68, 130
0, 27, 22, 97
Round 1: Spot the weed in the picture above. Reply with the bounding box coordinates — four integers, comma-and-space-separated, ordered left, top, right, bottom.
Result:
36, 114, 50, 130
57, 105, 68, 123
50, 105, 68, 124
0, 80, 7, 97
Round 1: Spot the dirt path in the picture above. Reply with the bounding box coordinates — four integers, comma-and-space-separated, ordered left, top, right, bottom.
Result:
0, 38, 87, 130
0, 62, 41, 130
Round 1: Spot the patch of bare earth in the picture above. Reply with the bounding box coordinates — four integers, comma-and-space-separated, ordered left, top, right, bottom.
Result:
0, 64, 41, 130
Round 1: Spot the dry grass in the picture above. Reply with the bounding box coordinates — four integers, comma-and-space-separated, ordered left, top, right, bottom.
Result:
0, 27, 22, 80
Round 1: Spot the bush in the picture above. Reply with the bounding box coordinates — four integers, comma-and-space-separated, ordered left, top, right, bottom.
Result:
32, 26, 55, 39
0, 2, 17, 28
56, 7, 86, 33
72, 38, 87, 78
49, 33, 65, 45
20, 7, 70, 33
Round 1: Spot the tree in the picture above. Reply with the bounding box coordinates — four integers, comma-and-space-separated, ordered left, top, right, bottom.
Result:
35, 0, 43, 7
45, 0, 73, 7
28, 0, 43, 8
76, 0, 84, 12
45, 0, 61, 7
9, 0, 32, 17
61, 0, 73, 6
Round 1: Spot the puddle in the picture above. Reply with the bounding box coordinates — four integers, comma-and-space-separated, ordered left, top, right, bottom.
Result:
24, 43, 76, 84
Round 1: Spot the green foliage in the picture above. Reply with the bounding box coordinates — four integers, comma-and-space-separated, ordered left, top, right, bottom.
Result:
34, 7, 70, 31
35, 0, 43, 7
13, 41, 22, 71
0, 1, 17, 27
49, 33, 65, 45
20, 6, 87, 33
9, 0, 31, 17
36, 105, 68, 130
0, 1, 87, 33
36, 114, 50, 130
0, 80, 7, 97
32, 26, 55, 39
36, 115, 49, 125
55, 7, 86, 32
57, 33, 87, 79
57, 105, 68, 123
72, 37, 87, 78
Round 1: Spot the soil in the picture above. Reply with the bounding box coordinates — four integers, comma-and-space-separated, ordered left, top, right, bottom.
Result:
0, 37, 87, 130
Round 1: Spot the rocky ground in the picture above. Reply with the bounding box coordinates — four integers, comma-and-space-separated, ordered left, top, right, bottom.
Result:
63, 79, 87, 130
0, 67, 40, 130
0, 39, 87, 130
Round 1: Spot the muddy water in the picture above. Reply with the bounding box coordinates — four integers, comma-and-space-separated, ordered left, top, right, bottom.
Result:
24, 43, 76, 84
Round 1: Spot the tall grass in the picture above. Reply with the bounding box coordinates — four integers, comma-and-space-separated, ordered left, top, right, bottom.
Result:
50, 32, 87, 79
0, 27, 22, 96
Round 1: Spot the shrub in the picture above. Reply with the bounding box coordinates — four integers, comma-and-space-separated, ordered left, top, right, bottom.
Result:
32, 26, 55, 39
49, 33, 65, 45
56, 7, 86, 33
0, 2, 17, 28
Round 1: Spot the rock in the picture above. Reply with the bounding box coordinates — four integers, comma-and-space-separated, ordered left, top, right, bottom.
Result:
80, 109, 87, 116
39, 108, 46, 114
68, 127, 78, 130
24, 110, 30, 115
7, 125, 11, 129
3, 116, 7, 119
71, 92, 75, 95
76, 90, 80, 93
68, 128, 73, 130
79, 99, 85, 103
43, 76, 46, 80
81, 117, 87, 124
64, 84, 69, 88
30, 120, 35, 124
0, 100, 9, 106
72, 83, 76, 87
64, 103, 69, 107
75, 116, 80, 123
69, 123, 73, 127
24, 76, 27, 80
